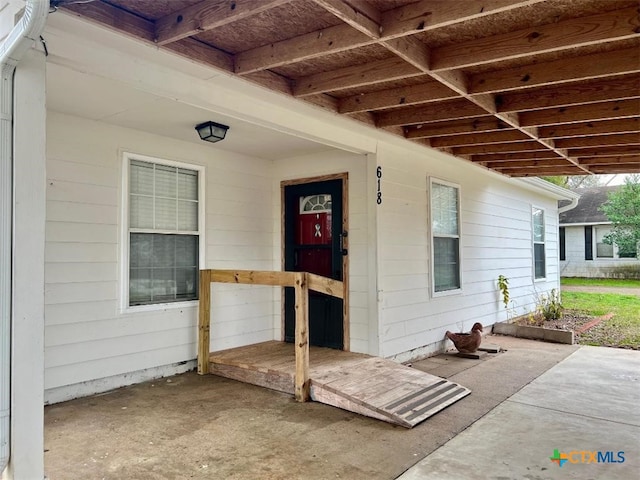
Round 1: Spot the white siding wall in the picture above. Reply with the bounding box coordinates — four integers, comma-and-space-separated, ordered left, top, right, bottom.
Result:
273, 151, 372, 354
375, 143, 561, 360
45, 112, 277, 401
560, 225, 640, 278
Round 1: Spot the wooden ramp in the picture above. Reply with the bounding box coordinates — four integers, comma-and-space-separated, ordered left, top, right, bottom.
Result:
209, 341, 470, 428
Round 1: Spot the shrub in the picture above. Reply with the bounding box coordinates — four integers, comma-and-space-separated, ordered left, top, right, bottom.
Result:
538, 288, 563, 320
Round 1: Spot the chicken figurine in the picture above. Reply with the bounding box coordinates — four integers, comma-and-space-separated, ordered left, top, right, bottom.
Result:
445, 322, 483, 353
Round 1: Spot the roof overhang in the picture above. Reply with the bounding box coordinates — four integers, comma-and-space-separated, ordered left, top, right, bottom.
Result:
52, 0, 640, 178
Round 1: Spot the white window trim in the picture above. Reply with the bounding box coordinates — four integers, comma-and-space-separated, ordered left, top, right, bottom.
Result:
120, 152, 205, 313
532, 205, 546, 281
429, 177, 463, 297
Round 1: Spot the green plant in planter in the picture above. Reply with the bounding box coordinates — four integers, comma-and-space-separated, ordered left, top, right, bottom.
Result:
537, 288, 564, 320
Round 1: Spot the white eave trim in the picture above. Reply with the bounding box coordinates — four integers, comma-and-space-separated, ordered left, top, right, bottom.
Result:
517, 177, 582, 201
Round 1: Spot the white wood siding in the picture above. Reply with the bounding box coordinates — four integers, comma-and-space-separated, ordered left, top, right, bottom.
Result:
375, 143, 561, 360
560, 225, 640, 278
273, 151, 371, 353
45, 112, 277, 400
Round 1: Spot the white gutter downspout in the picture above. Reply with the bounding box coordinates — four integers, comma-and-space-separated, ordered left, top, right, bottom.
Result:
558, 196, 580, 214
0, 0, 48, 473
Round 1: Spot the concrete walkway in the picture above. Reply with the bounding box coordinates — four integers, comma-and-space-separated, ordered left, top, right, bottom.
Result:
397, 346, 640, 480
562, 284, 640, 296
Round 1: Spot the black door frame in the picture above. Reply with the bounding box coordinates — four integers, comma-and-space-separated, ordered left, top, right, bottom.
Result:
281, 173, 349, 351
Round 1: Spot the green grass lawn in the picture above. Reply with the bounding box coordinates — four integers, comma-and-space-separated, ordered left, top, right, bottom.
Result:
561, 291, 640, 349
561, 277, 640, 288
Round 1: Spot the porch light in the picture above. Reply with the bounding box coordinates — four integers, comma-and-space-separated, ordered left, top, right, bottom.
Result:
195, 121, 229, 143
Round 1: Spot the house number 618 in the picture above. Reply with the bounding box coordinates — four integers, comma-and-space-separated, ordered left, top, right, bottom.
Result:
376, 166, 382, 205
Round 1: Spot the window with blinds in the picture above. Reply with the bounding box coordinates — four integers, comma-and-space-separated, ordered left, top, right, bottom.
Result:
128, 158, 200, 306
533, 207, 546, 279
431, 180, 461, 293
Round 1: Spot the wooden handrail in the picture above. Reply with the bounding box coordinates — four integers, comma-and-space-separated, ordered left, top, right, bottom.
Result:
197, 269, 344, 402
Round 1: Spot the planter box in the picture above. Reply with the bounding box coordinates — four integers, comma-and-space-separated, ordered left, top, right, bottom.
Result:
492, 322, 574, 345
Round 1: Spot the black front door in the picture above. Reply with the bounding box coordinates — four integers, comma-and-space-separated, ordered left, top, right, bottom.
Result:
284, 179, 344, 349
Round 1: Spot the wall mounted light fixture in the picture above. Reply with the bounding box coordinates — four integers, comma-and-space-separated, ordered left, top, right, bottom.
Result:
195, 121, 229, 143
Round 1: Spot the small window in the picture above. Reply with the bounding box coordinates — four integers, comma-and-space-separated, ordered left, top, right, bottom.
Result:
533, 207, 546, 279
126, 156, 201, 307
595, 225, 638, 259
431, 180, 461, 293
595, 226, 613, 258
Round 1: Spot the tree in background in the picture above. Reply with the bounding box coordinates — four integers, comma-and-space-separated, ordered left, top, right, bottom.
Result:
600, 175, 640, 258
542, 175, 603, 188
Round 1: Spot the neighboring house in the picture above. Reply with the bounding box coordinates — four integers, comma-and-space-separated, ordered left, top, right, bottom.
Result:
0, 2, 584, 479
559, 187, 640, 278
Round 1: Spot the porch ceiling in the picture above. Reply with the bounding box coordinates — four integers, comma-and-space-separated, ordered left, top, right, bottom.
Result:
57, 0, 640, 177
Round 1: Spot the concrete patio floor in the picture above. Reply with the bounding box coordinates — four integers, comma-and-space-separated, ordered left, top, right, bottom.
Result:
43, 336, 637, 479
398, 344, 640, 480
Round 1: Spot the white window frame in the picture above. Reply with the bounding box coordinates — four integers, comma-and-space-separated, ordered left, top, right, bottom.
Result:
532, 206, 546, 281
429, 177, 462, 297
121, 152, 205, 313
594, 224, 638, 260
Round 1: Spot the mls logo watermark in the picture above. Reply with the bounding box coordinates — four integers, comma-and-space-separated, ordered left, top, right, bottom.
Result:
550, 449, 625, 467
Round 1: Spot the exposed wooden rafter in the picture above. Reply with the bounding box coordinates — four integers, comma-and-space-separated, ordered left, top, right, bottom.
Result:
61, 0, 640, 177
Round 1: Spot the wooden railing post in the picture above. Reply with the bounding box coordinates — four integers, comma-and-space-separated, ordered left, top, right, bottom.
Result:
294, 272, 310, 402
197, 269, 211, 375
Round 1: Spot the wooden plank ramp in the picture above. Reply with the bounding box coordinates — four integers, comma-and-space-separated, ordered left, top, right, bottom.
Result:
209, 341, 470, 428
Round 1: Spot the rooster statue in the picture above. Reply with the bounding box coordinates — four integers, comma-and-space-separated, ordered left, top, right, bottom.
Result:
445, 323, 483, 353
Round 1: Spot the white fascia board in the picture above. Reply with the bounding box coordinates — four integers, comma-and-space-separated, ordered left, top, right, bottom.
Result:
560, 222, 612, 227
44, 12, 377, 155
516, 177, 582, 201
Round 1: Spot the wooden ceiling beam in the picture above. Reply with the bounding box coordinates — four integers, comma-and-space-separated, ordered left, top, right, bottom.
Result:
497, 75, 640, 113
339, 80, 457, 114
61, 1, 155, 42
235, 24, 371, 75
482, 158, 572, 169
588, 165, 640, 174
61, 1, 234, 72
311, 0, 380, 37
578, 155, 640, 166
499, 166, 586, 176
569, 145, 640, 157
429, 130, 529, 148
470, 47, 640, 94
539, 118, 640, 139
155, 0, 290, 45
380, 0, 547, 39
376, 100, 486, 127
405, 117, 512, 139
293, 57, 422, 97
470, 151, 563, 163
555, 133, 640, 149
236, 0, 546, 74
452, 141, 550, 156
520, 99, 640, 127
291, 1, 582, 173
431, 7, 640, 71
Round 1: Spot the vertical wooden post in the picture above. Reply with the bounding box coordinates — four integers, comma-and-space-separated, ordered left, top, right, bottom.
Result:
294, 272, 310, 402
197, 269, 211, 375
